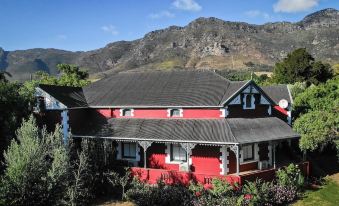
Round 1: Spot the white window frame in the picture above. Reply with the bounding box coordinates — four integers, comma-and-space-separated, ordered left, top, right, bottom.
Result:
170, 144, 187, 162
120, 108, 134, 117
242, 144, 254, 162
167, 108, 183, 117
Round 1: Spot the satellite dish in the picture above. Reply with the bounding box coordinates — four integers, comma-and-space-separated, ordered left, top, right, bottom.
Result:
279, 99, 288, 109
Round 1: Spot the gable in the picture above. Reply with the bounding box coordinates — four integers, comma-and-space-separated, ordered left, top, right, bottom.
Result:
222, 81, 275, 107
35, 87, 67, 110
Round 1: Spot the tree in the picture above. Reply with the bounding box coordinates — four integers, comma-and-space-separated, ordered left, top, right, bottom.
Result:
272, 48, 333, 85
0, 116, 69, 205
0, 71, 12, 82
57, 64, 90, 87
293, 77, 339, 152
0, 82, 32, 161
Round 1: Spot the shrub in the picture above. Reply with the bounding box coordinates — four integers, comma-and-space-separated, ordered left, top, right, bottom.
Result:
276, 164, 304, 190
126, 180, 194, 206
66, 150, 93, 206
269, 185, 298, 205
239, 179, 273, 206
210, 178, 234, 197
105, 168, 132, 200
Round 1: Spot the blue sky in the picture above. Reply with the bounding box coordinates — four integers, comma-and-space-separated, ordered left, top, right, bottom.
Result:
0, 0, 337, 51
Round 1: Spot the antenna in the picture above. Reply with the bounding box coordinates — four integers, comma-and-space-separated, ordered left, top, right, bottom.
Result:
251, 71, 253, 80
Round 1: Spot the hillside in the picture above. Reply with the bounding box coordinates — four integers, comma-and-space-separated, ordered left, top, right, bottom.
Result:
1, 8, 338, 80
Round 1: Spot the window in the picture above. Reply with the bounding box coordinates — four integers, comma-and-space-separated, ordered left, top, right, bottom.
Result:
121, 109, 133, 117
242, 144, 254, 161
122, 142, 136, 158
170, 144, 187, 162
243, 94, 255, 109
169, 109, 182, 117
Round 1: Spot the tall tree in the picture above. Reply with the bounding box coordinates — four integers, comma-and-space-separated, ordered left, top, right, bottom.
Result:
272, 48, 333, 85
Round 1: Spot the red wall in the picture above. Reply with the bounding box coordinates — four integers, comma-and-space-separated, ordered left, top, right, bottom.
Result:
146, 144, 221, 175
191, 145, 221, 175
96, 108, 222, 119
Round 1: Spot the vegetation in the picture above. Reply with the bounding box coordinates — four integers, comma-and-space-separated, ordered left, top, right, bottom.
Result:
272, 48, 333, 85
294, 174, 339, 206
293, 77, 338, 152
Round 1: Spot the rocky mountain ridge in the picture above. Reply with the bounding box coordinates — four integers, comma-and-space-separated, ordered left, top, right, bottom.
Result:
1, 8, 338, 80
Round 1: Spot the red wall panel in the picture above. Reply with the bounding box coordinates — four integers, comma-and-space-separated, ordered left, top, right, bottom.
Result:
191, 145, 221, 175
147, 144, 221, 175
95, 108, 222, 119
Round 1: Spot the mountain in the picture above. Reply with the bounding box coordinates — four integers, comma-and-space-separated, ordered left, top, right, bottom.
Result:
1, 8, 338, 80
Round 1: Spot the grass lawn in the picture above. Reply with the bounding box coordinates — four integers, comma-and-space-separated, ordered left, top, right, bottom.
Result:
293, 173, 339, 206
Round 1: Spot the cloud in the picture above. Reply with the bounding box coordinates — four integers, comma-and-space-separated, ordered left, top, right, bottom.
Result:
101, 25, 119, 35
273, 0, 319, 13
149, 10, 175, 19
245, 10, 271, 19
57, 34, 67, 40
172, 0, 202, 12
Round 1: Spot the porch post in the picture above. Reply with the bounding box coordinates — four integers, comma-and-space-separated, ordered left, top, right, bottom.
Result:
273, 142, 276, 169
180, 143, 196, 172
230, 144, 239, 174
138, 141, 153, 168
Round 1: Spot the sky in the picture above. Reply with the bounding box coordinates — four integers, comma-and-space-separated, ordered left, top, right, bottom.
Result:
0, 0, 338, 51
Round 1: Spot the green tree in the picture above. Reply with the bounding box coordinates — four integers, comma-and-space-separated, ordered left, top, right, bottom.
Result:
57, 64, 90, 87
293, 77, 339, 152
0, 82, 32, 160
272, 48, 333, 84
0, 116, 69, 205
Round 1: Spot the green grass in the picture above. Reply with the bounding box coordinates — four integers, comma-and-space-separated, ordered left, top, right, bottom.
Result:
293, 176, 339, 206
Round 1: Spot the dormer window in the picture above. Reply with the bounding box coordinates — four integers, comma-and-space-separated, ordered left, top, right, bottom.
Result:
120, 109, 134, 117
243, 94, 255, 109
168, 108, 183, 117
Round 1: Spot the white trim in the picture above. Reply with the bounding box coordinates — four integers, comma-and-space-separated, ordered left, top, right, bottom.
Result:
268, 105, 272, 115
254, 143, 259, 160
220, 108, 226, 117
240, 143, 259, 164
219, 146, 229, 175
120, 108, 134, 117
165, 143, 171, 163
240, 160, 258, 165
167, 108, 183, 117
268, 143, 272, 166
242, 94, 255, 110
287, 111, 292, 125
287, 85, 294, 104
72, 135, 240, 145
165, 143, 191, 165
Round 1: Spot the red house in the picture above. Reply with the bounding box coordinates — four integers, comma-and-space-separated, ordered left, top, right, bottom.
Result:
35, 70, 308, 185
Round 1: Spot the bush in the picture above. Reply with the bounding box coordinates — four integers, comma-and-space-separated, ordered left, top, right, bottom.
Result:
276, 164, 304, 190
269, 185, 298, 205
239, 179, 273, 206
126, 180, 194, 206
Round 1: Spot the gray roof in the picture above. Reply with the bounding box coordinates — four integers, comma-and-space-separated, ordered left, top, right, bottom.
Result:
262, 85, 292, 104
72, 117, 299, 144
37, 70, 291, 108
82, 70, 247, 107
39, 84, 88, 108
